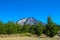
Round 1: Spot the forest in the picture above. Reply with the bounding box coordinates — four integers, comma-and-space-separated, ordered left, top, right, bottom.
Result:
0, 16, 60, 37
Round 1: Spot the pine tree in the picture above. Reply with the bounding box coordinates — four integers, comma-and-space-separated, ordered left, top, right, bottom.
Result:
29, 25, 35, 34
15, 24, 22, 34
22, 24, 30, 33
35, 23, 43, 36
0, 21, 4, 34
46, 16, 57, 37
6, 21, 16, 34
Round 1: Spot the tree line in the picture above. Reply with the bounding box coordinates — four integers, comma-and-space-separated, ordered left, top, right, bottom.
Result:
0, 16, 60, 37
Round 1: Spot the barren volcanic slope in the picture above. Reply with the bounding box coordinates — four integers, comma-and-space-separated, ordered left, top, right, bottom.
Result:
17, 17, 45, 26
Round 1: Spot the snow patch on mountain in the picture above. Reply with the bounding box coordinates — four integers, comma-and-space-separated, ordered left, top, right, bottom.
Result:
17, 17, 38, 25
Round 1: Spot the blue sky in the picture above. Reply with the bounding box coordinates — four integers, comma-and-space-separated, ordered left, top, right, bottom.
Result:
0, 0, 60, 24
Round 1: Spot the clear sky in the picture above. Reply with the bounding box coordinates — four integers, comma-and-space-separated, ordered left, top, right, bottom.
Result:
0, 0, 60, 24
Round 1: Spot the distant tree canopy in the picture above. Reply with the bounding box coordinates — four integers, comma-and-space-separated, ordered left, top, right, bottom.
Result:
0, 16, 59, 37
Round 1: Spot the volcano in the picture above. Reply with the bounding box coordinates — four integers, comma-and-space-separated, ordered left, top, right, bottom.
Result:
17, 17, 45, 26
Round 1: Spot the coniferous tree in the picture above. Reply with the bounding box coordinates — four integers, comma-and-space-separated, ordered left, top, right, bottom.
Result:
15, 24, 22, 34
21, 24, 30, 33
0, 21, 4, 34
45, 16, 57, 37
6, 21, 16, 34
34, 23, 43, 36
29, 25, 35, 34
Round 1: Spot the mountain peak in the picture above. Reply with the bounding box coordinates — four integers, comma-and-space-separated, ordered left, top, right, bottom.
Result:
17, 17, 38, 25
17, 17, 45, 26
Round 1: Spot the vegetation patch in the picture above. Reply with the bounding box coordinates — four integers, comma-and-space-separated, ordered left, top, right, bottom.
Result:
0, 16, 59, 37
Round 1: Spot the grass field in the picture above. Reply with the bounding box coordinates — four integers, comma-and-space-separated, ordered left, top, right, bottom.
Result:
0, 34, 60, 40
0, 36, 60, 40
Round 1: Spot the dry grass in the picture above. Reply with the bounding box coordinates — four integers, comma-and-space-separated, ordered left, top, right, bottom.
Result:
0, 34, 60, 40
